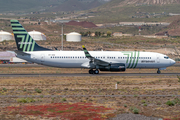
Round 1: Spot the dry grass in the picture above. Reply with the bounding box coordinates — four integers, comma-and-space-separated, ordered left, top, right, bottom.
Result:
0, 66, 180, 119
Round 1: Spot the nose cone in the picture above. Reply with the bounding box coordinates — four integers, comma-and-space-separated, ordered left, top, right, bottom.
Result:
171, 59, 176, 65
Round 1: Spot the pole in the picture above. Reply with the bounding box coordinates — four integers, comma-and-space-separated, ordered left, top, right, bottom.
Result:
61, 23, 63, 51
165, 44, 166, 55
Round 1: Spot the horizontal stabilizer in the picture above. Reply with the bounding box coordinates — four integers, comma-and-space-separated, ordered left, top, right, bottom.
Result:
14, 50, 30, 56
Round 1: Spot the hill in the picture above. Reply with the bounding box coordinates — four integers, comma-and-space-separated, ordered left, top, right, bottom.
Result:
50, 0, 86, 12
0, 0, 64, 13
156, 17, 180, 36
86, 0, 180, 23
0, 0, 107, 13
116, 0, 180, 5
51, 0, 102, 12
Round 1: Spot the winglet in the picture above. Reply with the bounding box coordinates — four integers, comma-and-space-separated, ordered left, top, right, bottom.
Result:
82, 45, 93, 59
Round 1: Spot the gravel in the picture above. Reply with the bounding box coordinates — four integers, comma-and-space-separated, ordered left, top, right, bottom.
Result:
110, 113, 162, 120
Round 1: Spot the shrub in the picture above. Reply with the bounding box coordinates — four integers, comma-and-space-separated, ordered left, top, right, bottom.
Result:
134, 94, 138, 97
35, 88, 42, 93
130, 107, 139, 114
124, 104, 127, 107
143, 103, 147, 106
166, 100, 175, 106
17, 98, 35, 103
3, 88, 7, 92
133, 108, 139, 114
141, 100, 146, 103
177, 75, 180, 82
23, 89, 27, 92
173, 98, 180, 104
62, 98, 66, 102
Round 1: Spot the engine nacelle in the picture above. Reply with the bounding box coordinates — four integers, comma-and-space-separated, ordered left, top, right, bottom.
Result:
99, 63, 126, 72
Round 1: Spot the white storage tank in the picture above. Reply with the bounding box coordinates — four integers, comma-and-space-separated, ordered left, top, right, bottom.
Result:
28, 30, 46, 41
66, 32, 81, 42
0, 30, 14, 41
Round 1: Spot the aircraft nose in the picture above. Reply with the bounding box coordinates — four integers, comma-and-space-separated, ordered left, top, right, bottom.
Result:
171, 59, 176, 65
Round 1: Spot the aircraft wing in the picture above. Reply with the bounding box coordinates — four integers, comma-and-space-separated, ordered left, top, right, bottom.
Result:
82, 45, 110, 67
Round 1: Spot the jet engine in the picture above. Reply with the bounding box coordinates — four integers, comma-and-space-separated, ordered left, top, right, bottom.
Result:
99, 63, 126, 72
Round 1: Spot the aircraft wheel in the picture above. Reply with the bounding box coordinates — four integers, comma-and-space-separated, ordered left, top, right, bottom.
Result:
157, 70, 161, 74
94, 69, 99, 74
89, 69, 94, 74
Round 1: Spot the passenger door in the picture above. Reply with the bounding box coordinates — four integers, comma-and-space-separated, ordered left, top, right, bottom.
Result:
41, 54, 45, 62
157, 55, 160, 63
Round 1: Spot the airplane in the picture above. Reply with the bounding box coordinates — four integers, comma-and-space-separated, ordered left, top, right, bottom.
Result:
10, 20, 176, 74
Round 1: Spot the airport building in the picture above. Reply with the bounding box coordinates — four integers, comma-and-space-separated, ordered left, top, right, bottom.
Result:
0, 52, 27, 64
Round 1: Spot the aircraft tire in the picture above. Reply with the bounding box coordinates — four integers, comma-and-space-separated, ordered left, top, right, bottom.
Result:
89, 69, 94, 74
94, 70, 99, 74
157, 70, 161, 74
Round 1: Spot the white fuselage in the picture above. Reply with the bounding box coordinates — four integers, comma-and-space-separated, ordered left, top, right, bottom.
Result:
16, 51, 175, 70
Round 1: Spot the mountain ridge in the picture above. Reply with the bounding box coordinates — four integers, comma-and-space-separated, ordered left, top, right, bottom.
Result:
0, 0, 107, 13
122, 0, 180, 5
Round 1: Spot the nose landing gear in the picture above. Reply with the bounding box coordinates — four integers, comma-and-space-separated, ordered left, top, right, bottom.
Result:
89, 69, 99, 74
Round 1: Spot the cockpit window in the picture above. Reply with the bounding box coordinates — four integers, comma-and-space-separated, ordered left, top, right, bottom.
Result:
164, 56, 169, 59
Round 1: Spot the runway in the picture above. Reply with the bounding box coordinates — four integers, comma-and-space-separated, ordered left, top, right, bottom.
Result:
0, 73, 180, 77
0, 63, 180, 77
0, 63, 180, 67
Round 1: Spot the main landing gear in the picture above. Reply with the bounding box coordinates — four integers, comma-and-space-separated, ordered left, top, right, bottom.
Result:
89, 69, 99, 74
157, 69, 161, 74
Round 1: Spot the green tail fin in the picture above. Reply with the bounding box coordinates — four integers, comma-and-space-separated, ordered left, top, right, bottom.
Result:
11, 20, 51, 52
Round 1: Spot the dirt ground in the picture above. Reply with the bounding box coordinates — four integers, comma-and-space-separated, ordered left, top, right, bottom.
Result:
0, 66, 180, 119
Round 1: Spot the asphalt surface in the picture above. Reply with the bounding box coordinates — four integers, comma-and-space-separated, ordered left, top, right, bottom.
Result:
0, 63, 180, 77
0, 73, 180, 77
0, 63, 180, 67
